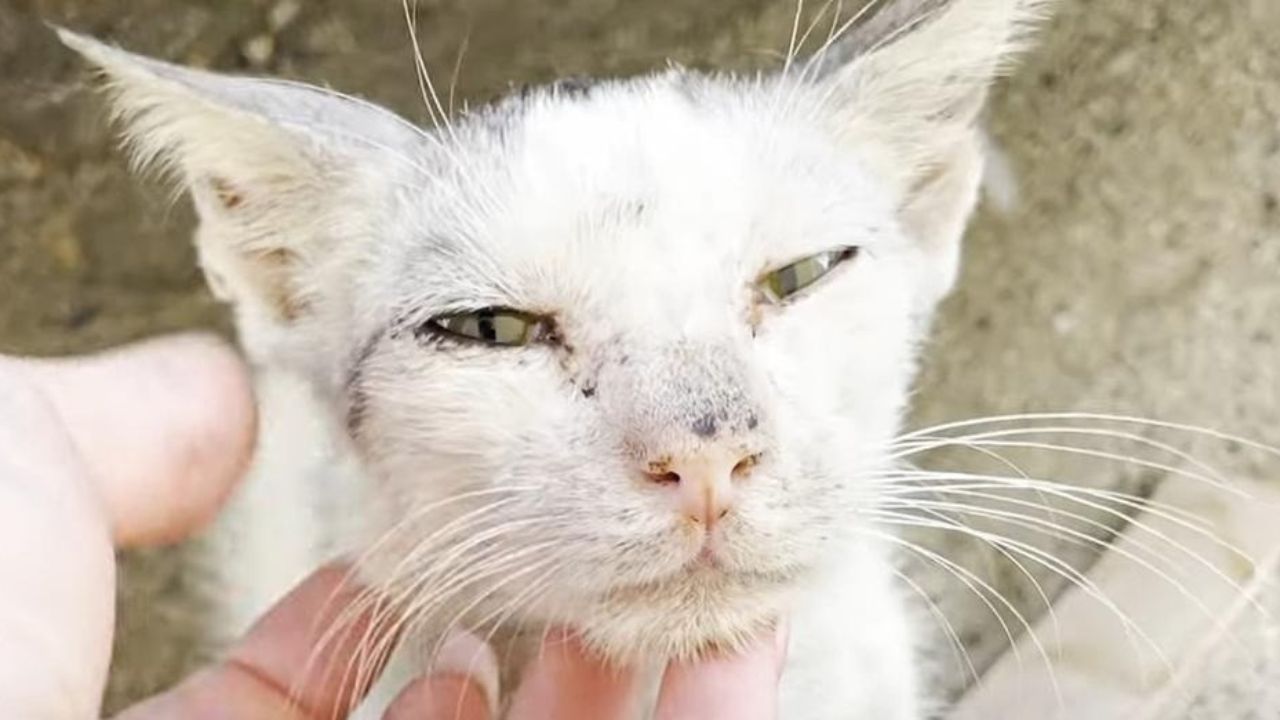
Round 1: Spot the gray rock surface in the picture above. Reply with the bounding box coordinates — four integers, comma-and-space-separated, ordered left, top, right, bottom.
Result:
1181, 569, 1280, 720
2, 0, 1277, 714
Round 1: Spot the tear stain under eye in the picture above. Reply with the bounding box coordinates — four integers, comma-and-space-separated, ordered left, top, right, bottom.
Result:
343, 330, 385, 439
568, 343, 616, 400
745, 286, 769, 335
647, 456, 674, 475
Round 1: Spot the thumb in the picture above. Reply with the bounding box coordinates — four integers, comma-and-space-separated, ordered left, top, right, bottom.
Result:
15, 333, 257, 546
0, 334, 256, 717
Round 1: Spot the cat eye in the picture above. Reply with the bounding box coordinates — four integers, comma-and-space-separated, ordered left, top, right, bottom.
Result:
423, 308, 554, 347
758, 247, 860, 303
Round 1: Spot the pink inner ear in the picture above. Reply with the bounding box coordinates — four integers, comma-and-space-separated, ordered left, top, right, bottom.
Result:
209, 176, 245, 210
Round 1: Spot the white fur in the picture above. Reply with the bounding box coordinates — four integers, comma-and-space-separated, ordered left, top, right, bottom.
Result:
59, 2, 1047, 716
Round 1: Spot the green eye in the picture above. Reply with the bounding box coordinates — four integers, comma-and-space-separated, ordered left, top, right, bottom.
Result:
425, 308, 552, 347
759, 247, 860, 303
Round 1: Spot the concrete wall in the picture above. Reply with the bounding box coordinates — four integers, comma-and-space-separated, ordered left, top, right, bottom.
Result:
2, 0, 1277, 711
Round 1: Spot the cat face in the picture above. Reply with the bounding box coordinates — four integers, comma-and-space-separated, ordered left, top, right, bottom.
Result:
344, 77, 927, 657
61, 0, 1045, 661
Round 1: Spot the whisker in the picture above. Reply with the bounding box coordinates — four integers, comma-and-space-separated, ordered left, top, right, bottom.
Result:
448, 28, 472, 117
892, 434, 1067, 545
859, 526, 1043, 676
793, 0, 843, 61
881, 473, 1251, 565
871, 510, 1178, 693
317, 495, 531, 649
400, 0, 448, 132
429, 557, 565, 677
882, 470, 1271, 632
893, 501, 1066, 660
897, 413, 1280, 461
296, 493, 534, 708
803, 0, 888, 74
880, 496, 1258, 635
346, 541, 559, 712
824, 0, 848, 50
347, 521, 552, 681
783, 0, 807, 75
892, 426, 1244, 497
888, 565, 982, 688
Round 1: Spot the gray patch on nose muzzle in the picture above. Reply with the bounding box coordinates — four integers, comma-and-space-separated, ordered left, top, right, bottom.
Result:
691, 412, 719, 438
603, 342, 762, 451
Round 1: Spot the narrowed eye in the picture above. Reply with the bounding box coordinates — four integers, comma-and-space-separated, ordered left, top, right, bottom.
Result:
758, 247, 860, 303
424, 308, 554, 347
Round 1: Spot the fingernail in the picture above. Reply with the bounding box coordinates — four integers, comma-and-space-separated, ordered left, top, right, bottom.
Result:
430, 630, 501, 715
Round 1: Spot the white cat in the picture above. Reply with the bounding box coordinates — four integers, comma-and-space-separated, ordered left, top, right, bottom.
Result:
60, 0, 1048, 716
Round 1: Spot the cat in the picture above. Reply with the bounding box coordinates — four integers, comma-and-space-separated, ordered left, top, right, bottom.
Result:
58, 0, 1050, 716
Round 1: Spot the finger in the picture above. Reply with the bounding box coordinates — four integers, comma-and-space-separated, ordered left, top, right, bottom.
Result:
653, 623, 789, 720
508, 629, 639, 720
0, 369, 116, 717
385, 676, 490, 720
19, 333, 256, 546
118, 564, 398, 719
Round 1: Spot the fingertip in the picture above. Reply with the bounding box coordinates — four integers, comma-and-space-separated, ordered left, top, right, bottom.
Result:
509, 628, 638, 720
136, 333, 258, 541
430, 631, 500, 715
654, 623, 787, 720
26, 332, 258, 546
385, 675, 491, 720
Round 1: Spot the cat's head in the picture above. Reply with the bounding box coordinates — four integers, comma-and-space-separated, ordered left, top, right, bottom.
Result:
62, 0, 1046, 661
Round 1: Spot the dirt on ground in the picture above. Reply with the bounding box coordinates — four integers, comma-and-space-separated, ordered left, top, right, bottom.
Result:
2, 0, 1278, 711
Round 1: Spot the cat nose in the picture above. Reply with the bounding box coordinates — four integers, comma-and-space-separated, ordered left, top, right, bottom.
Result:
646, 448, 760, 529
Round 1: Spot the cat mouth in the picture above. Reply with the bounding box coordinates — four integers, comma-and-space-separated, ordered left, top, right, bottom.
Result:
690, 530, 726, 567
694, 544, 721, 567
673, 527, 804, 585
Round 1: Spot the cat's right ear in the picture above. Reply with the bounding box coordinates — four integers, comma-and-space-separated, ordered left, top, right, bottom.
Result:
815, 0, 1049, 305
57, 29, 423, 342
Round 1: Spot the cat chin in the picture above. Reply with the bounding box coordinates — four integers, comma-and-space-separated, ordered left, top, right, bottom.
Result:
554, 568, 799, 664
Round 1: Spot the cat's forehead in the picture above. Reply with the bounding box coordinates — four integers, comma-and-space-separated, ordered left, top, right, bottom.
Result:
505, 77, 888, 238
399, 74, 897, 289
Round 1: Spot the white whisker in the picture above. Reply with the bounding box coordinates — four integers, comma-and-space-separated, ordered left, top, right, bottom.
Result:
784, 0, 808, 75
898, 413, 1280, 461
889, 565, 982, 687
892, 425, 1245, 497
871, 509, 1179, 694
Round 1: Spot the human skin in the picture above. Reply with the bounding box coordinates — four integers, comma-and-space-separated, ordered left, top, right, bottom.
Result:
0, 334, 784, 719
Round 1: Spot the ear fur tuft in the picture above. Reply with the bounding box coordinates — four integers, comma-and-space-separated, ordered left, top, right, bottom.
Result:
816, 0, 1052, 302
56, 28, 419, 334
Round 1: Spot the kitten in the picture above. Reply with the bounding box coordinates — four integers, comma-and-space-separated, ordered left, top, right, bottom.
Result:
60, 0, 1048, 716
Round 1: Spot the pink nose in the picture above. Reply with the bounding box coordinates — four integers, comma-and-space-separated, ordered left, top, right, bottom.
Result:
646, 448, 760, 529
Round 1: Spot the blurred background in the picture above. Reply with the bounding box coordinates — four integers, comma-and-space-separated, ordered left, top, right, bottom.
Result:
2, 0, 1278, 713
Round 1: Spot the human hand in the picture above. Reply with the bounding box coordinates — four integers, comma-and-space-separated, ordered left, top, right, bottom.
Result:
0, 334, 786, 719
0, 334, 256, 717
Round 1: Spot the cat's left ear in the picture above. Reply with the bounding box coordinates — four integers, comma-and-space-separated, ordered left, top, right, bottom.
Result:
819, 0, 1049, 304
56, 29, 424, 356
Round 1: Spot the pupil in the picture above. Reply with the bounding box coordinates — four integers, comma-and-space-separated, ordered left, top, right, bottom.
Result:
477, 312, 497, 341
